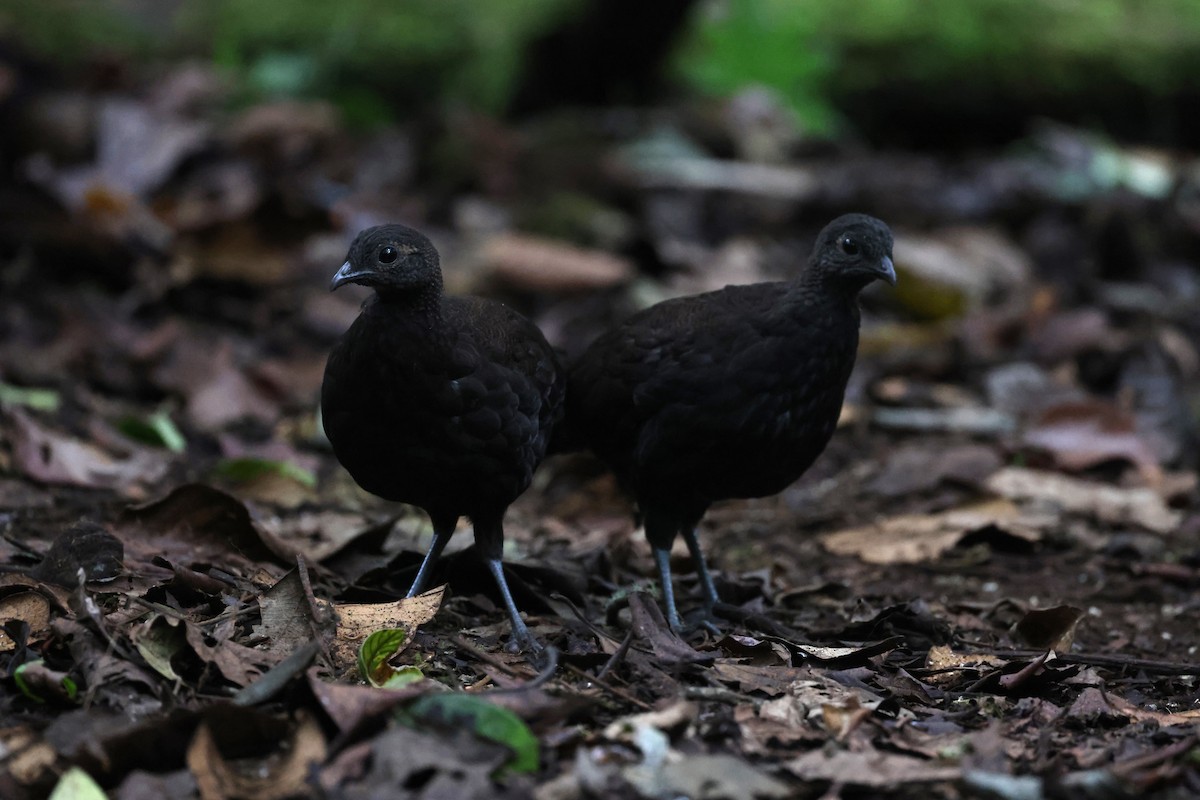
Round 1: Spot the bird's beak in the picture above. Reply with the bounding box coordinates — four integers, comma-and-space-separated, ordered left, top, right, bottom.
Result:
330, 261, 370, 292
877, 255, 897, 286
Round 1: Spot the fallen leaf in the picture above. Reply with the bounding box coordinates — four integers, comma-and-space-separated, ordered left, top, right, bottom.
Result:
985, 467, 1181, 533
409, 694, 540, 775
331, 586, 444, 671
255, 569, 332, 658
784, 748, 960, 787
1014, 605, 1085, 651
8, 409, 168, 493
1023, 399, 1162, 482
151, 338, 279, 431
627, 592, 712, 665
117, 483, 286, 567
924, 645, 1005, 686
187, 710, 326, 800
869, 443, 1002, 496
480, 232, 634, 292
307, 668, 431, 733
821, 499, 1037, 564
47, 766, 107, 800
0, 591, 52, 651
131, 615, 186, 681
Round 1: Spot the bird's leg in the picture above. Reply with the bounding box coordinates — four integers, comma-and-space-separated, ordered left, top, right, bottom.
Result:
484, 558, 536, 651
652, 545, 685, 633
474, 516, 539, 655
644, 508, 685, 633
680, 523, 721, 633
406, 515, 455, 597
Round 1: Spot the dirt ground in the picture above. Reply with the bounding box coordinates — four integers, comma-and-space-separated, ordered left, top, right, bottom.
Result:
2, 58, 1200, 799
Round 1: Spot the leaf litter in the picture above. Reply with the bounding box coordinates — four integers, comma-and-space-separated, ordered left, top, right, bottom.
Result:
2, 58, 1200, 800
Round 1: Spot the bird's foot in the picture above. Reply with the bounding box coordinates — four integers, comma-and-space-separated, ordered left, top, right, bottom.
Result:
679, 605, 722, 638
504, 626, 558, 673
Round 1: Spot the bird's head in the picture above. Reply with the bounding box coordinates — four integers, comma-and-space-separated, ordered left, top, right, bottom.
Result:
809, 214, 896, 292
330, 224, 443, 294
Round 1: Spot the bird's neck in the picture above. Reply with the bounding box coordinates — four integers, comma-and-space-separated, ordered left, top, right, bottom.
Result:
369, 286, 445, 330
784, 276, 862, 324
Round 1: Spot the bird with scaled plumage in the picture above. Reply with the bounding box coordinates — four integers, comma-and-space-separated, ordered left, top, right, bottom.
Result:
563, 213, 895, 632
320, 224, 565, 653
321, 213, 894, 649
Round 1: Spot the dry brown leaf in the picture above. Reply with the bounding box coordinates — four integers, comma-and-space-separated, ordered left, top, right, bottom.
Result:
7, 409, 168, 493
820, 499, 1036, 564
604, 699, 698, 742
1, 727, 58, 787
1014, 605, 1085, 651
1106, 692, 1200, 726
985, 467, 1181, 533
924, 644, 1005, 686
1023, 399, 1162, 482
784, 748, 960, 787
307, 668, 432, 733
118, 483, 285, 568
257, 510, 384, 563
0, 591, 51, 651
188, 711, 326, 800
152, 337, 279, 431
256, 569, 333, 658
480, 232, 634, 292
330, 586, 445, 670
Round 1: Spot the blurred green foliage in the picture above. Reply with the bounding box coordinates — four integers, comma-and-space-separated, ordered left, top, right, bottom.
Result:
674, 0, 1200, 135
3, 0, 580, 122
4, 0, 1200, 133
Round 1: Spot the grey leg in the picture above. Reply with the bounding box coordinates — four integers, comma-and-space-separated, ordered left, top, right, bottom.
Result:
681, 525, 720, 612
474, 514, 540, 653
653, 546, 684, 633
406, 518, 454, 597
485, 558, 535, 651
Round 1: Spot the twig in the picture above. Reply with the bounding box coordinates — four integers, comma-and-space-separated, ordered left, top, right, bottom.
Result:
988, 649, 1200, 676
683, 685, 763, 709
597, 626, 635, 682
450, 634, 525, 678
562, 661, 652, 711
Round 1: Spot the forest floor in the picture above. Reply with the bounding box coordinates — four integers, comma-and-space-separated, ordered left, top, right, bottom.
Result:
2, 60, 1200, 799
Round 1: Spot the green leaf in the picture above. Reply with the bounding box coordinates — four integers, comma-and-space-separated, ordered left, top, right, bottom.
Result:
213, 457, 317, 488
0, 382, 60, 412
134, 615, 185, 681
48, 767, 108, 800
357, 628, 424, 688
13, 660, 78, 704
409, 694, 539, 775
116, 410, 187, 452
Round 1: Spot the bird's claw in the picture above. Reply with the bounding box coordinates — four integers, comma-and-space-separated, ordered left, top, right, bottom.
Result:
680, 606, 722, 638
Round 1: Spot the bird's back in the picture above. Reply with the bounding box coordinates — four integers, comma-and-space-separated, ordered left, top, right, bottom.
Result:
322, 294, 564, 517
568, 280, 860, 505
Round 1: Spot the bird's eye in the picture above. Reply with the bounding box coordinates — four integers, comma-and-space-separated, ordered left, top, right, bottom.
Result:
379, 246, 398, 264
839, 236, 859, 255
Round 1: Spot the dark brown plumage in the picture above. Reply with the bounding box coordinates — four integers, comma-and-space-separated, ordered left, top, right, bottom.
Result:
321, 224, 564, 650
567, 214, 896, 631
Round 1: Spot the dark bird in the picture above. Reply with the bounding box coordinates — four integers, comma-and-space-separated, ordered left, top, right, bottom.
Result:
321, 224, 565, 650
567, 214, 895, 632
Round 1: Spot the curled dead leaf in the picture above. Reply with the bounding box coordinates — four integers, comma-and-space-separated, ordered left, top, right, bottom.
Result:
330, 586, 445, 671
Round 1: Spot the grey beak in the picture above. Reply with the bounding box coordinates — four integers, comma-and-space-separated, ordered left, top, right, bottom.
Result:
330, 261, 369, 292
878, 255, 897, 286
